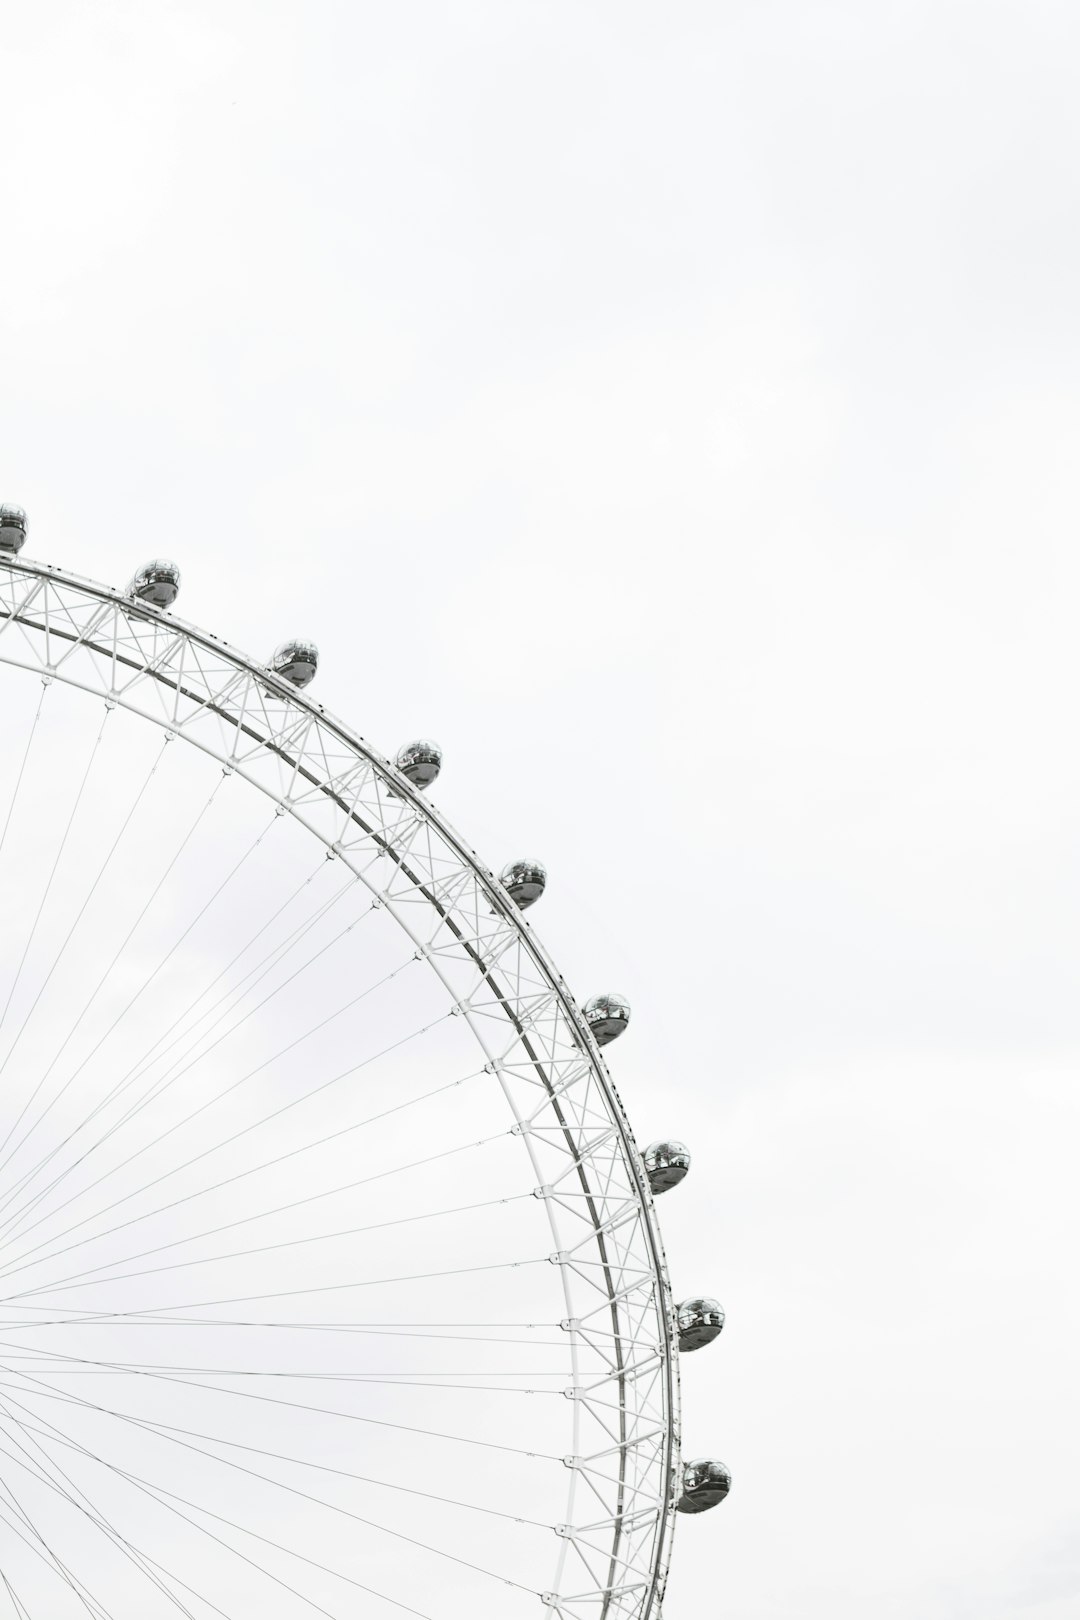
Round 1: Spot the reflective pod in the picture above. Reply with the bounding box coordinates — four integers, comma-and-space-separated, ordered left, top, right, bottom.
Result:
129, 558, 181, 607
500, 859, 547, 910
271, 639, 319, 689
676, 1458, 731, 1514
396, 739, 442, 789
643, 1139, 690, 1195
583, 992, 630, 1046
0, 505, 27, 553
677, 1297, 724, 1352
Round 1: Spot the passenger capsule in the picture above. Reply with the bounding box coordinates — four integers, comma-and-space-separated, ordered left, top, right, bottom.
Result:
643, 1139, 690, 1195
583, 992, 630, 1046
500, 859, 547, 910
395, 740, 442, 789
0, 505, 27, 553
677, 1297, 725, 1352
270, 639, 319, 689
128, 558, 181, 608
676, 1458, 731, 1514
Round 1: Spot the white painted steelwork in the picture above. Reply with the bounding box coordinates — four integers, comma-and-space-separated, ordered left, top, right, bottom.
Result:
0, 552, 684, 1619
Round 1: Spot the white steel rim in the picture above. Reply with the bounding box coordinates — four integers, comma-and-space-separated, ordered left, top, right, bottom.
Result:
0, 553, 681, 1620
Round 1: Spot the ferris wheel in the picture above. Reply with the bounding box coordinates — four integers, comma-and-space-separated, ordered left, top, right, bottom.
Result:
0, 504, 728, 1620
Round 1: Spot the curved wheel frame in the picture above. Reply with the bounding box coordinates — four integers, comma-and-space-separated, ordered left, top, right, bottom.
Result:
0, 553, 681, 1620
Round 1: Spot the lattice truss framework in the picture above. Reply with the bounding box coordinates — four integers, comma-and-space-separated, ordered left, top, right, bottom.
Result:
0, 556, 682, 1620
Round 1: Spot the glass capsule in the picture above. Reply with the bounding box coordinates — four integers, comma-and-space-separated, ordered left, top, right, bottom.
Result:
0, 505, 28, 553
395, 739, 443, 788
677, 1297, 724, 1352
583, 992, 630, 1046
271, 639, 319, 689
500, 859, 547, 910
676, 1458, 731, 1514
129, 558, 181, 608
643, 1139, 690, 1195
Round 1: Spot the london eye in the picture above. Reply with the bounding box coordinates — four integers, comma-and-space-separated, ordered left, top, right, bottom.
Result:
0, 503, 727, 1618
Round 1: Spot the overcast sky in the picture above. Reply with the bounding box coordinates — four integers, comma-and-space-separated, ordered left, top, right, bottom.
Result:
2, 3, 1079, 1616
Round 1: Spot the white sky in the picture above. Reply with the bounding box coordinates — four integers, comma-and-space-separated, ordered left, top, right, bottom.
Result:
2, 3, 1079, 1616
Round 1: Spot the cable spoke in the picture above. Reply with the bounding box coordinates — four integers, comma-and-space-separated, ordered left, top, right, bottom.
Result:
4, 881, 385, 1241
0, 737, 168, 1144
0, 798, 277, 1201
3, 1070, 489, 1294
0, 1116, 506, 1298
0, 1404, 198, 1617
0, 775, 228, 1205
0, 858, 355, 1242
9, 1184, 524, 1299
0, 1377, 435, 1618
0, 1464, 110, 1617
0, 680, 48, 869
0, 1361, 563, 1461
1, 1365, 558, 1527
11, 1380, 541, 1594
0, 973, 443, 1281
0, 707, 111, 1057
